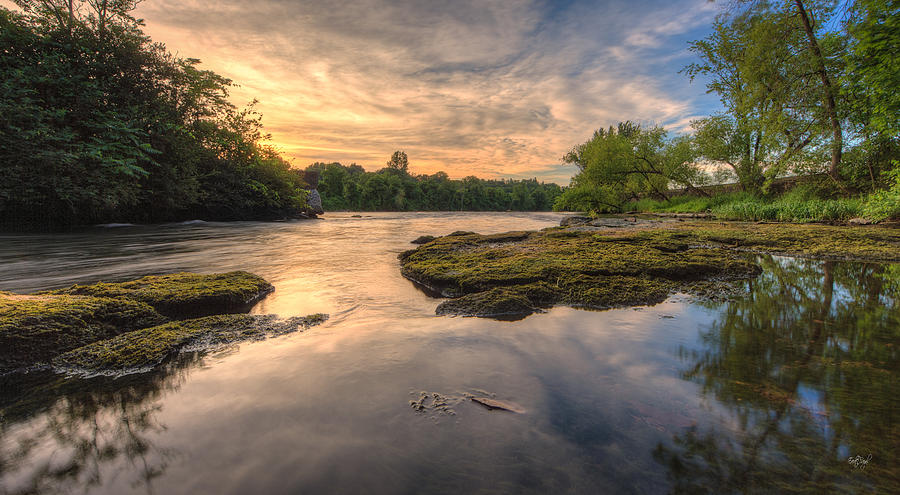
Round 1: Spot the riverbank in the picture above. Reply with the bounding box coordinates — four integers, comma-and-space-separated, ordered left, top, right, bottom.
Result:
400, 217, 900, 319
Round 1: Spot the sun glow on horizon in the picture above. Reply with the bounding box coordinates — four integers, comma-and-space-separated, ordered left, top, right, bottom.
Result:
128, 0, 722, 185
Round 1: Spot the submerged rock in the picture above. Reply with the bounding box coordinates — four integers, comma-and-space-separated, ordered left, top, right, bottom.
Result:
47, 271, 274, 318
435, 286, 543, 319
560, 215, 591, 226
470, 397, 525, 414
410, 390, 525, 417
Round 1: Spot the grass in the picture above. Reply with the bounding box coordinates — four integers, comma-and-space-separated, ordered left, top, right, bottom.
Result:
624, 189, 869, 223
624, 192, 755, 214
712, 197, 863, 222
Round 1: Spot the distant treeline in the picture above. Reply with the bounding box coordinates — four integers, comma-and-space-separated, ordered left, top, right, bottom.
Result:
1, 3, 311, 230
306, 155, 563, 211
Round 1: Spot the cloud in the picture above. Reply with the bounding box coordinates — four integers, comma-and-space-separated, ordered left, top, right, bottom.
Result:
131, 0, 721, 185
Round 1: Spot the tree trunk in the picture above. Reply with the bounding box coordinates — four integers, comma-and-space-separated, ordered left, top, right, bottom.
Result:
794, 0, 842, 178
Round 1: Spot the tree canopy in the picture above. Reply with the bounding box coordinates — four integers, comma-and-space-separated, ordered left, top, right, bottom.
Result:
1, 2, 311, 229
306, 155, 563, 212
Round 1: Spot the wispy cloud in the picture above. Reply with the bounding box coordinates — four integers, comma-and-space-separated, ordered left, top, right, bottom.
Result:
132, 0, 721, 184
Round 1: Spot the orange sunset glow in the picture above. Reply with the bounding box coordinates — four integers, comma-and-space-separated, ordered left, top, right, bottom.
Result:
130, 0, 723, 184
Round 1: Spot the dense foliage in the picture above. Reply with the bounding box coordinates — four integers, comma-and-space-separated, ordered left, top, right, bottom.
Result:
0, 2, 310, 229
553, 122, 706, 213
306, 156, 563, 211
557, 0, 900, 219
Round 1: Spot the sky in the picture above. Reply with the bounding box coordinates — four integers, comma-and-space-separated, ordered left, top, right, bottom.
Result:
11, 0, 728, 184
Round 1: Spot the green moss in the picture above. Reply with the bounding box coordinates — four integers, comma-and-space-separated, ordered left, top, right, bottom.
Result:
411, 235, 437, 244
53, 313, 328, 375
400, 221, 900, 319
0, 292, 166, 369
691, 223, 900, 261
47, 271, 275, 318
436, 287, 539, 319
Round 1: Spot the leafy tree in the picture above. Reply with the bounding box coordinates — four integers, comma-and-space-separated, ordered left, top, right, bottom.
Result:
684, 2, 847, 186
0, 2, 312, 229
553, 122, 705, 213
386, 150, 408, 173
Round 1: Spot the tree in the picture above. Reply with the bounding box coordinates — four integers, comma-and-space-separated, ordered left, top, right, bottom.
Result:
1, 3, 311, 228
386, 150, 408, 173
684, 1, 848, 185
554, 122, 705, 213
845, 0, 900, 138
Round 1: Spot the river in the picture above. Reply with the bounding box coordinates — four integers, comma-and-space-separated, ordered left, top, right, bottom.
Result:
1, 212, 898, 494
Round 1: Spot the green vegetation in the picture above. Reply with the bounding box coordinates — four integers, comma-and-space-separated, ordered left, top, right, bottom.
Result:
625, 189, 866, 223
0, 2, 312, 230
0, 292, 164, 369
307, 156, 563, 211
556, 1, 899, 221
54, 313, 328, 374
400, 222, 900, 319
47, 271, 274, 318
624, 192, 755, 214
1, 271, 323, 374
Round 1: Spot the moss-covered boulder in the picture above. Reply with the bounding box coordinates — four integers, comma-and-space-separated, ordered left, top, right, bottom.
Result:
53, 313, 328, 375
401, 221, 900, 320
1, 271, 288, 374
411, 235, 437, 244
0, 292, 166, 370
436, 287, 538, 319
47, 271, 274, 318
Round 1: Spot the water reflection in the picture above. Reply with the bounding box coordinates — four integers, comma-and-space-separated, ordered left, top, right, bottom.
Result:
0, 354, 205, 495
2, 215, 899, 494
657, 256, 900, 493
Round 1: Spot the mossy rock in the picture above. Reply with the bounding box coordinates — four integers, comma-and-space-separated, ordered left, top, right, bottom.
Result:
401, 221, 900, 320
53, 313, 328, 375
47, 271, 275, 318
436, 287, 539, 319
411, 235, 437, 244
400, 229, 760, 319
692, 223, 900, 261
0, 292, 166, 370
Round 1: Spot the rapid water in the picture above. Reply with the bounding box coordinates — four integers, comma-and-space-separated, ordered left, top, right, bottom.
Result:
1, 212, 897, 494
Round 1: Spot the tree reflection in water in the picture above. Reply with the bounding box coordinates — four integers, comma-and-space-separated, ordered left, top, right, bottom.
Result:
0, 353, 205, 495
656, 256, 900, 493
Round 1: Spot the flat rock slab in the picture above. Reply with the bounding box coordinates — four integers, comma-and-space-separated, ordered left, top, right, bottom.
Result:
471, 397, 525, 413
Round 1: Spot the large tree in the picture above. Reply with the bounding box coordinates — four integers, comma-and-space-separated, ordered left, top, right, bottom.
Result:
555, 122, 706, 213
685, 1, 848, 186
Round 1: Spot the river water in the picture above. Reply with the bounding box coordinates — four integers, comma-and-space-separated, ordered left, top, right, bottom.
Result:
1, 212, 898, 494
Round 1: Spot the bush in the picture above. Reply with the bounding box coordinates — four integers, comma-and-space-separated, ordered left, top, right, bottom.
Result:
861, 168, 900, 221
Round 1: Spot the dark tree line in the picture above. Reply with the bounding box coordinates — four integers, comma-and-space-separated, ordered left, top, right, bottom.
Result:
306, 154, 563, 211
1, 2, 312, 229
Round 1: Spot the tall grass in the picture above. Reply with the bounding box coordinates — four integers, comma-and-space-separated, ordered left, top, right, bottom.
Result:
712, 197, 862, 222
623, 192, 754, 214
624, 188, 864, 223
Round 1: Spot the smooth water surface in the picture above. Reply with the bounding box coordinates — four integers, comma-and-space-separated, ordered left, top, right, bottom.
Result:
1, 212, 898, 494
